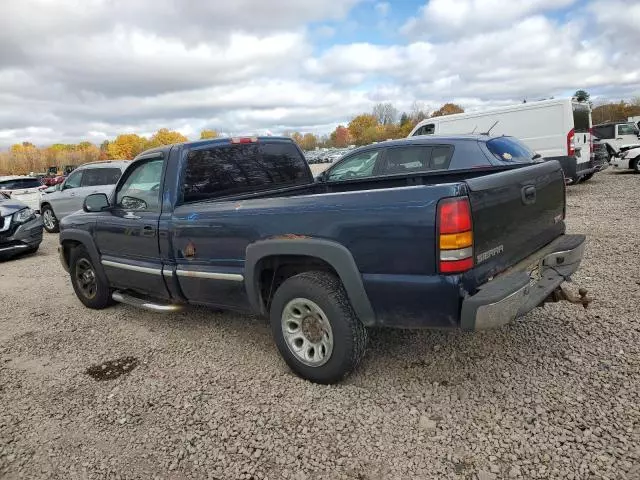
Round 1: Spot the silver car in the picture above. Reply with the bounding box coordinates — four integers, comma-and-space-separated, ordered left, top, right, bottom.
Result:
40, 160, 130, 233
0, 192, 43, 259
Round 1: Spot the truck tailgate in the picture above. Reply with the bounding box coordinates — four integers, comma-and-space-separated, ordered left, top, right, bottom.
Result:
464, 160, 566, 287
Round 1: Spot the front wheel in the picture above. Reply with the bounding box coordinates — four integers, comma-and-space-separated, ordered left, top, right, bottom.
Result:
69, 245, 114, 309
269, 271, 368, 384
633, 158, 640, 174
41, 205, 59, 233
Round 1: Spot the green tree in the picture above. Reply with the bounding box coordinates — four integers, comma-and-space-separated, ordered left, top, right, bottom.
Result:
574, 90, 590, 102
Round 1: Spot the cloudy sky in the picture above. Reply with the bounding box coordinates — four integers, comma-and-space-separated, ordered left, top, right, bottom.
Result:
1, 0, 638, 147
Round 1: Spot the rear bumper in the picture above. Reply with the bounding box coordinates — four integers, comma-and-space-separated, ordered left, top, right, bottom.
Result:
0, 215, 44, 258
461, 234, 586, 330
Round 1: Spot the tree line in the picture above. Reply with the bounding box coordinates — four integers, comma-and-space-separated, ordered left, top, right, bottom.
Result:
0, 128, 219, 175
2, 95, 639, 175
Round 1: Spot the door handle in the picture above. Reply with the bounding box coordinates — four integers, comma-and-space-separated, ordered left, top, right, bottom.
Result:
123, 212, 141, 220
616, 137, 623, 140
521, 185, 536, 205
142, 225, 156, 237
70, 192, 77, 197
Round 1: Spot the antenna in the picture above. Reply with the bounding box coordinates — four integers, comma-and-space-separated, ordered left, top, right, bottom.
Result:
480, 120, 500, 136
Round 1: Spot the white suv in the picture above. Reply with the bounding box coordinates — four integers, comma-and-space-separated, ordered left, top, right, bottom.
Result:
592, 122, 640, 158
40, 160, 130, 233
0, 176, 45, 212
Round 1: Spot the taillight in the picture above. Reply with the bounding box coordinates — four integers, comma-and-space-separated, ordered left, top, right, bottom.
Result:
567, 128, 575, 156
438, 197, 473, 274
231, 137, 258, 144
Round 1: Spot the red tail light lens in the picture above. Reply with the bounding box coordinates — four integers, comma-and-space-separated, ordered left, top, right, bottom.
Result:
439, 198, 472, 234
437, 197, 473, 274
567, 128, 575, 156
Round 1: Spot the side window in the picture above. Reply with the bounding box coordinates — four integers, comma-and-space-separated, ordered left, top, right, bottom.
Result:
326, 150, 380, 181
63, 170, 83, 190
430, 146, 453, 170
413, 124, 435, 136
182, 142, 309, 203
80, 168, 122, 187
617, 123, 639, 136
0, 181, 15, 190
381, 146, 432, 174
116, 159, 163, 211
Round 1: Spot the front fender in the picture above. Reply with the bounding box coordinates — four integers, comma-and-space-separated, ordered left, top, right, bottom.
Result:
59, 229, 109, 285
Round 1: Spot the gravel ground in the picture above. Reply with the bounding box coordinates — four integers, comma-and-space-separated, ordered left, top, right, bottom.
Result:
1, 169, 639, 480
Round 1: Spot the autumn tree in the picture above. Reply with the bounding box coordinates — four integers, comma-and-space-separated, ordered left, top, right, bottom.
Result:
107, 134, 148, 160
431, 103, 465, 117
200, 129, 219, 139
372, 102, 398, 125
330, 125, 352, 148
290, 132, 304, 146
147, 128, 188, 148
300, 133, 318, 151
348, 114, 379, 145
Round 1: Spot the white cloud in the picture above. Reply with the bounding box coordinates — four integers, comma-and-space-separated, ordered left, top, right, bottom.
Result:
0, 0, 638, 149
402, 0, 578, 38
375, 2, 390, 17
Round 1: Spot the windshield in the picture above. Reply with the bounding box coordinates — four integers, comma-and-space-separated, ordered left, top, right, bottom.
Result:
486, 137, 536, 163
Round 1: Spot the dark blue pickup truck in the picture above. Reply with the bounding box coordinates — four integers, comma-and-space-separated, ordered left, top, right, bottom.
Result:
58, 136, 587, 383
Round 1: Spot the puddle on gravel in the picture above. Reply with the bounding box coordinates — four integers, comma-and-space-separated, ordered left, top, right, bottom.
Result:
85, 356, 139, 381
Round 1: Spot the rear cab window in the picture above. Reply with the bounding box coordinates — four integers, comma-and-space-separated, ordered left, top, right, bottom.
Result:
485, 137, 536, 164
182, 140, 310, 203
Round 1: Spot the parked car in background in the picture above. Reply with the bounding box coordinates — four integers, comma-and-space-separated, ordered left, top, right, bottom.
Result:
592, 122, 640, 158
611, 146, 640, 173
409, 98, 594, 184
0, 192, 43, 260
58, 136, 586, 384
0, 176, 46, 212
317, 135, 541, 183
40, 160, 129, 233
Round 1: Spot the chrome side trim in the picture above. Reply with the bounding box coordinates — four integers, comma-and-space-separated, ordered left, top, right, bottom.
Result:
101, 260, 162, 275
176, 269, 244, 282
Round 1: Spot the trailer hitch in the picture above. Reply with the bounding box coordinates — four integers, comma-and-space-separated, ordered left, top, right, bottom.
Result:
546, 285, 592, 309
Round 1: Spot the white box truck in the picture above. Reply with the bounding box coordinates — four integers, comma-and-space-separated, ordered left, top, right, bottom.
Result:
409, 98, 595, 183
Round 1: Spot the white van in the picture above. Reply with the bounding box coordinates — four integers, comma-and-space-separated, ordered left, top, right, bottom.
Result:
409, 98, 594, 183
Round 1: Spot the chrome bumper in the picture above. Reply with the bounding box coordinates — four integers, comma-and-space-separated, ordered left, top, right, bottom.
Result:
461, 234, 586, 330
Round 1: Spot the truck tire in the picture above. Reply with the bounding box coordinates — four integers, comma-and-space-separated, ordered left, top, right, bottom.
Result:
269, 271, 368, 384
41, 205, 59, 233
69, 245, 114, 309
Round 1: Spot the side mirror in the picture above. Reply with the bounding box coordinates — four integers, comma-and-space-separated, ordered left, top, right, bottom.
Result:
83, 193, 110, 213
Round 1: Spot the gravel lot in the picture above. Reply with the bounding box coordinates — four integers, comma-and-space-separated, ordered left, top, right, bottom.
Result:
1, 169, 639, 480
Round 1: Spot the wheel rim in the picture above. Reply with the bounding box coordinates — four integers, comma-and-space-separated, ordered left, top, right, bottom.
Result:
75, 258, 97, 299
281, 298, 334, 367
43, 209, 55, 230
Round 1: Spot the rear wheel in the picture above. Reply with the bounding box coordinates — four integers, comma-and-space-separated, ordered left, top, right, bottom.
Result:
269, 271, 368, 384
41, 205, 59, 233
69, 245, 114, 309
581, 173, 595, 182
633, 158, 640, 174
